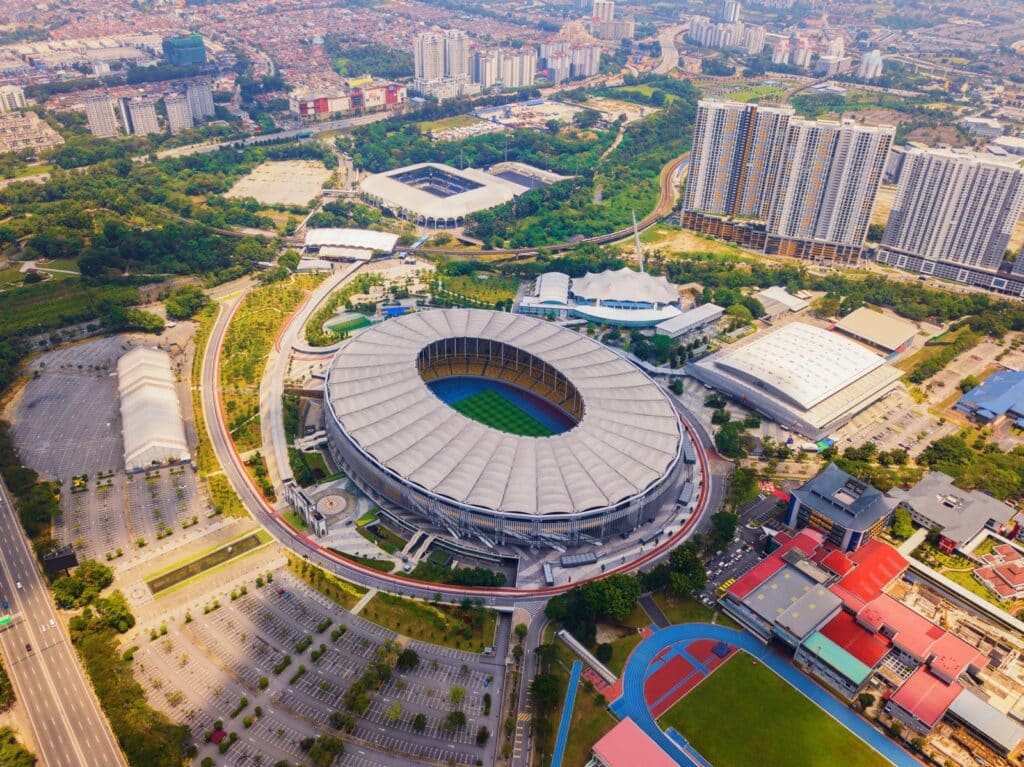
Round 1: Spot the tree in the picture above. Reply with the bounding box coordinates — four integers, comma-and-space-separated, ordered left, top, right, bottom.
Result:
711, 408, 731, 425
891, 508, 914, 540
514, 623, 528, 642
278, 249, 301, 272
710, 512, 738, 546
667, 542, 706, 595
449, 685, 466, 706
443, 710, 467, 731
396, 648, 419, 671
857, 692, 875, 711
385, 700, 403, 723
531, 674, 561, 712
595, 643, 613, 663
476, 725, 490, 746
958, 375, 980, 394
164, 285, 209, 320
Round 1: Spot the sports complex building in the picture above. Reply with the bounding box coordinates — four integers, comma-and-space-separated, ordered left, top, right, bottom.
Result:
323, 308, 690, 546
359, 162, 565, 229
687, 322, 904, 440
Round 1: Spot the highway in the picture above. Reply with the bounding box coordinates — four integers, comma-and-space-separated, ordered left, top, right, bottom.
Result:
0, 477, 125, 767
654, 25, 688, 75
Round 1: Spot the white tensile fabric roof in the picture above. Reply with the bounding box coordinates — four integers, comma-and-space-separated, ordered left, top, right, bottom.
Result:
571, 268, 680, 305
714, 322, 888, 410
117, 347, 189, 470
326, 309, 681, 516
535, 272, 570, 304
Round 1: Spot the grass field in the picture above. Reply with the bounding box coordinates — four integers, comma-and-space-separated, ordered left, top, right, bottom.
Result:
659, 653, 888, 767
417, 114, 482, 133
726, 85, 787, 103
327, 315, 371, 334
452, 389, 553, 436
287, 556, 367, 611
361, 593, 496, 652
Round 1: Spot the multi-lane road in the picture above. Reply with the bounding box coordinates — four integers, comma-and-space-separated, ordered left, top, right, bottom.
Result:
0, 477, 125, 767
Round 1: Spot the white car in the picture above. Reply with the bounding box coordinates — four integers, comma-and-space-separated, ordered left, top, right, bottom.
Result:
49, 618, 55, 628
15, 581, 21, 590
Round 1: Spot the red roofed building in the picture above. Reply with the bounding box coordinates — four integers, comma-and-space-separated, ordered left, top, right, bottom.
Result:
974, 543, 1024, 602
818, 611, 890, 668
856, 594, 945, 663
590, 718, 678, 767
828, 540, 909, 612
887, 667, 963, 734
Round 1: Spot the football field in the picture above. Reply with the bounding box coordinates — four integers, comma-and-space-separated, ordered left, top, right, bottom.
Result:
451, 389, 553, 437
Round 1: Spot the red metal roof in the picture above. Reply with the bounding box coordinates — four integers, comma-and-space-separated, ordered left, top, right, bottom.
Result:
592, 718, 678, 767
815, 547, 855, 576
818, 611, 890, 669
926, 631, 988, 682
889, 667, 962, 729
857, 594, 945, 661
829, 540, 908, 612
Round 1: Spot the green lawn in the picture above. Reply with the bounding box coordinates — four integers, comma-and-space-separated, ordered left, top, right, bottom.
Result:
651, 591, 743, 630
417, 114, 482, 133
606, 632, 642, 676
287, 556, 367, 611
452, 389, 553, 437
327, 315, 371, 334
360, 593, 496, 652
659, 653, 888, 767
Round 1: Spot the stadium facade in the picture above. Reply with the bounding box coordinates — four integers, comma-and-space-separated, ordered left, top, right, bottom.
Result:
323, 309, 688, 546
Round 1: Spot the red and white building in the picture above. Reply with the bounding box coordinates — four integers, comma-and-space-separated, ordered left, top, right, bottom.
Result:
289, 81, 407, 120
974, 543, 1024, 602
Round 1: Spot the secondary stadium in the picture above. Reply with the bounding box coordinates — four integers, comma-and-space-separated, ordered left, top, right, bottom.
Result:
323, 308, 687, 546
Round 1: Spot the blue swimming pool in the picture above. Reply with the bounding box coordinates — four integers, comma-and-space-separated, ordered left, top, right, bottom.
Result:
427, 376, 577, 434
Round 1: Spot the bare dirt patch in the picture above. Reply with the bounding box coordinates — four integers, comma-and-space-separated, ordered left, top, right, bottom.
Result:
226, 159, 330, 207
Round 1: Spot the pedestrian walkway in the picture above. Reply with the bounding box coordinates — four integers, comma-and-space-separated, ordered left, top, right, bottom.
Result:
349, 587, 377, 615
610, 623, 914, 767
551, 660, 583, 767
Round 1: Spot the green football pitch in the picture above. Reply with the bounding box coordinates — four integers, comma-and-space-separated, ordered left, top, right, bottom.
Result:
659, 653, 888, 767
451, 389, 553, 437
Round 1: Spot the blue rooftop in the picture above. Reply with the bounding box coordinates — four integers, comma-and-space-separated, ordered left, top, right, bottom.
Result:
955, 370, 1024, 422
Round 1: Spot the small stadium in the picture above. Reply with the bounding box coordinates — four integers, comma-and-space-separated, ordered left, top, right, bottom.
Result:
322, 308, 689, 546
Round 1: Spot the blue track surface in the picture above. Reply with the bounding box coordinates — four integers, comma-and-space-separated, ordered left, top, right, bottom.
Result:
552, 660, 583, 767
427, 376, 575, 433
611, 624, 916, 767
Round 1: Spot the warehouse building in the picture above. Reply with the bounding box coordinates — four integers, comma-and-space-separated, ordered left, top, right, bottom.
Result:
654, 302, 724, 339
833, 307, 917, 354
117, 347, 189, 471
955, 369, 1024, 426
686, 322, 903, 440
752, 285, 808, 320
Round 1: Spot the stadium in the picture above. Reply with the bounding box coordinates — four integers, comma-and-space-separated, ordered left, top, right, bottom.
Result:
323, 309, 687, 546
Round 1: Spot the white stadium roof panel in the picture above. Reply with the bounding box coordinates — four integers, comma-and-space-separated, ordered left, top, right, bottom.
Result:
571, 268, 680, 305
304, 228, 399, 252
325, 309, 682, 516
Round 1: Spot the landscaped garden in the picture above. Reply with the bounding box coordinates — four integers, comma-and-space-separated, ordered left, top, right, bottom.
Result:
360, 592, 496, 652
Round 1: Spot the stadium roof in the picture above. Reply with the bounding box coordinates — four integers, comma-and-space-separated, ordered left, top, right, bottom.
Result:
948, 690, 1024, 754
117, 347, 189, 471
834, 307, 917, 352
359, 162, 529, 220
304, 228, 399, 253
791, 464, 894, 534
800, 631, 873, 685
888, 471, 1015, 547
890, 667, 962, 729
591, 718, 677, 767
753, 286, 808, 317
715, 323, 889, 410
571, 268, 680, 306
325, 309, 682, 516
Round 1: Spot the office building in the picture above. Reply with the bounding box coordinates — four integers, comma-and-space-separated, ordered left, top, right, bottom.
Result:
591, 0, 615, 22
414, 31, 445, 82
720, 0, 741, 23
164, 93, 193, 134
186, 80, 215, 120
119, 96, 160, 136
570, 45, 602, 78
162, 34, 206, 67
961, 116, 1003, 138
289, 82, 407, 119
501, 49, 537, 89
0, 85, 27, 113
82, 92, 119, 137
786, 464, 894, 552
857, 50, 884, 80
877, 148, 1024, 281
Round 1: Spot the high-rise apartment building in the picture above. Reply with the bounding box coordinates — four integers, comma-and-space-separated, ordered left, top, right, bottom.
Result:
165, 93, 193, 134
539, 40, 570, 68
82, 93, 118, 137
878, 149, 1024, 275
720, 0, 741, 22
186, 80, 216, 121
772, 38, 790, 65
472, 50, 501, 89
857, 50, 884, 80
501, 49, 538, 89
570, 45, 602, 78
548, 52, 572, 84
683, 100, 893, 264
414, 32, 445, 82
591, 0, 615, 22
120, 96, 160, 136
766, 118, 894, 252
443, 30, 470, 81
0, 85, 27, 113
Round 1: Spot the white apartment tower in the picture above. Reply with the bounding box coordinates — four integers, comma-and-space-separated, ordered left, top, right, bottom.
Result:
415, 32, 445, 82
766, 118, 894, 249
501, 49, 538, 89
473, 50, 501, 89
720, 0, 741, 23
591, 0, 615, 22
857, 50, 884, 80
443, 30, 470, 81
0, 85, 27, 113
120, 97, 160, 136
165, 93, 193, 134
82, 93, 119, 137
772, 38, 791, 64
186, 80, 215, 120
570, 45, 602, 78
683, 100, 794, 219
548, 52, 572, 84
880, 149, 1024, 272
540, 40, 570, 68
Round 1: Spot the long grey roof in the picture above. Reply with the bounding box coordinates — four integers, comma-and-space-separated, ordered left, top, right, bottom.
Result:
325, 309, 682, 516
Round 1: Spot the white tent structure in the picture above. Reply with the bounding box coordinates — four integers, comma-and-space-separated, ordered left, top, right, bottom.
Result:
117, 347, 190, 471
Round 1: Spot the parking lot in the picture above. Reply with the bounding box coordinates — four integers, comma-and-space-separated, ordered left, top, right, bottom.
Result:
699, 495, 783, 604
132, 564, 504, 766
